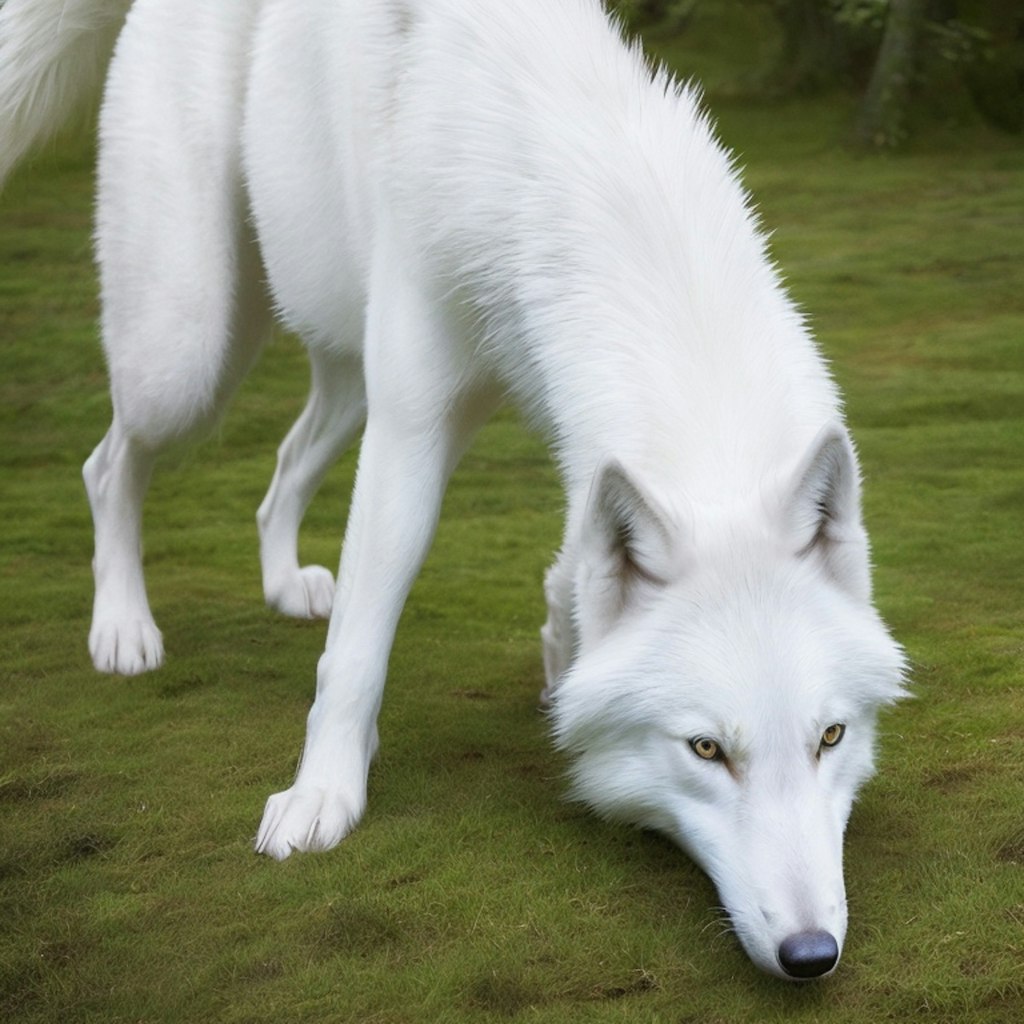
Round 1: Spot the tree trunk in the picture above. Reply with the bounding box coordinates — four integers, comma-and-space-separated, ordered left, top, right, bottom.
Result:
855, 0, 928, 147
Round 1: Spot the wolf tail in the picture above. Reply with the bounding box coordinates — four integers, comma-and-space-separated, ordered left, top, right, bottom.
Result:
0, 0, 131, 188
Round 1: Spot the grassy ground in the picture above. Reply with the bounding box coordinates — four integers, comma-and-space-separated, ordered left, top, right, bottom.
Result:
2, 21, 1023, 1024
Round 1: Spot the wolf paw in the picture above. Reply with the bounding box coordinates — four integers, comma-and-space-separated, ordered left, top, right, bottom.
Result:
89, 615, 164, 675
254, 783, 363, 860
265, 565, 335, 619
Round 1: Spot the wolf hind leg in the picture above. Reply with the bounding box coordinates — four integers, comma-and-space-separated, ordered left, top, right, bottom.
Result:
85, 269, 271, 675
83, 426, 162, 675
86, 190, 272, 675
257, 348, 366, 620
82, 0, 280, 674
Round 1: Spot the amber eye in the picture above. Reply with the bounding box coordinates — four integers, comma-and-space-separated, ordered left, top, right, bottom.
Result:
690, 737, 722, 762
820, 723, 846, 750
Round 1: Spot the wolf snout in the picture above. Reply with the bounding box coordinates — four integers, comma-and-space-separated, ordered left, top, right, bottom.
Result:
777, 929, 840, 979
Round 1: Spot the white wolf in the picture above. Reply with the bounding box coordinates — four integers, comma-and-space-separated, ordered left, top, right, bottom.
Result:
1, 0, 906, 978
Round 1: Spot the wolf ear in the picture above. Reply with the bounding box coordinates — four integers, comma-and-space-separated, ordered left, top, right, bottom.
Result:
782, 423, 872, 600
586, 462, 681, 586
574, 462, 684, 641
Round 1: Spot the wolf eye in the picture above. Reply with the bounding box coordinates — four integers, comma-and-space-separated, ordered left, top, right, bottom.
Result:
819, 723, 846, 751
690, 737, 723, 762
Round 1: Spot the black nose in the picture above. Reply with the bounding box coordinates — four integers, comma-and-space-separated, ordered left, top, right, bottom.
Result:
777, 930, 839, 979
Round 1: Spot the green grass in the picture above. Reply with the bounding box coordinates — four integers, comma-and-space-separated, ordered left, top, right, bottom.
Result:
2, 42, 1024, 1024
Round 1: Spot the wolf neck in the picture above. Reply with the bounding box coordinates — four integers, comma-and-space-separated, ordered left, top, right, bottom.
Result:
392, 0, 840, 500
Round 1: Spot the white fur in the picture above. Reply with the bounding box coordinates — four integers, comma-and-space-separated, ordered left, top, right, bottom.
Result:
0, 0, 129, 185
1, 0, 906, 978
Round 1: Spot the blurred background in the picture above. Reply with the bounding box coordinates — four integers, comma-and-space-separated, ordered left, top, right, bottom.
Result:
612, 0, 1024, 146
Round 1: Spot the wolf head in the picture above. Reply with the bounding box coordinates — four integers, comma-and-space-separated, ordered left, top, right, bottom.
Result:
551, 424, 907, 979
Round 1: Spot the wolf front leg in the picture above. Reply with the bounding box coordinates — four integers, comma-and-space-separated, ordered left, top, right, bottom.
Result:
256, 395, 497, 857
540, 546, 577, 706
255, 243, 499, 859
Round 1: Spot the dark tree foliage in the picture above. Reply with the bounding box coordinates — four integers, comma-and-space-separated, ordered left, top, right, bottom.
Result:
611, 0, 1024, 145
960, 0, 1024, 132
766, 0, 876, 92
